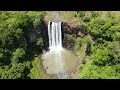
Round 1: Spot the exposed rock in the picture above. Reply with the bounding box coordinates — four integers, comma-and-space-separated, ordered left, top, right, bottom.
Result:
63, 34, 75, 50
62, 21, 82, 38
29, 32, 36, 42
51, 11, 64, 22
0, 28, 3, 31
44, 13, 85, 50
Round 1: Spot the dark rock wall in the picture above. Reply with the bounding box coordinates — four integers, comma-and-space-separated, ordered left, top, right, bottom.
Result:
41, 20, 83, 50
62, 22, 82, 50
27, 20, 49, 50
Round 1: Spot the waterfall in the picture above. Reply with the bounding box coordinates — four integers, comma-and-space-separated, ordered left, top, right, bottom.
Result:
48, 21, 62, 51
43, 20, 78, 79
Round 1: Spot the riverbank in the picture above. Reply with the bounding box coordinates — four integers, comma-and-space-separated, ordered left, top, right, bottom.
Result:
28, 56, 50, 79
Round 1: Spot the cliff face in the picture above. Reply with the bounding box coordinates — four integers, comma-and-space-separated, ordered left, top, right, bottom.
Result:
44, 13, 84, 50
27, 20, 49, 49
42, 20, 83, 50
62, 21, 82, 37
61, 21, 83, 50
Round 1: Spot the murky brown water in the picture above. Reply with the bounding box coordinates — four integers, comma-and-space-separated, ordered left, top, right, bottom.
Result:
42, 48, 79, 79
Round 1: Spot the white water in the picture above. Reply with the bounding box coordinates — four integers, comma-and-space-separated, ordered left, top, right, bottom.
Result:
47, 21, 66, 78
43, 20, 79, 79
48, 21, 62, 51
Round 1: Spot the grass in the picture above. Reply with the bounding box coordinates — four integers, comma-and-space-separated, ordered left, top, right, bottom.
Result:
28, 56, 50, 79
60, 11, 79, 21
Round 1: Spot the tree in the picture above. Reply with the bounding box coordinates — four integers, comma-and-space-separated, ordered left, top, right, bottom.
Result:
1, 63, 25, 79
92, 49, 110, 66
76, 11, 120, 79
77, 11, 86, 17
107, 41, 120, 65
79, 63, 117, 79
0, 11, 46, 79
90, 11, 99, 18
89, 17, 106, 39
36, 37, 43, 46
82, 16, 91, 23
11, 48, 25, 63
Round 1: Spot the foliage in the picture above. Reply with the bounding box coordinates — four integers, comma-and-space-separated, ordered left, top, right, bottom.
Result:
90, 11, 99, 18
79, 63, 119, 79
0, 11, 120, 79
1, 63, 25, 79
74, 35, 91, 60
28, 57, 50, 79
11, 48, 25, 63
91, 48, 110, 66
77, 11, 86, 17
0, 11, 46, 79
107, 41, 120, 65
60, 11, 78, 20
73, 11, 120, 79
36, 37, 44, 49
82, 16, 91, 23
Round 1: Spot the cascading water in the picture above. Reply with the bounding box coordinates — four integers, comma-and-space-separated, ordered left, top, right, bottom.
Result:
48, 21, 62, 51
47, 21, 65, 78
42, 20, 79, 79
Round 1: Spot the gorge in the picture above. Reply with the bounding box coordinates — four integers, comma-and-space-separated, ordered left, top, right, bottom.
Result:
42, 12, 79, 78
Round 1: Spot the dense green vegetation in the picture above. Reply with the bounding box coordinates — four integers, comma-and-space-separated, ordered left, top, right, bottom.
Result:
0, 11, 120, 79
28, 57, 50, 79
72, 11, 120, 79
0, 11, 48, 79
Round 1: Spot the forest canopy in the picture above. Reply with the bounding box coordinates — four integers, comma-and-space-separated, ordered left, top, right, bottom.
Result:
0, 11, 46, 79
73, 11, 120, 79
0, 11, 120, 79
